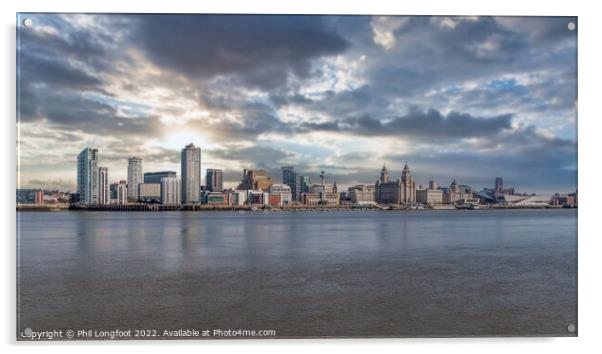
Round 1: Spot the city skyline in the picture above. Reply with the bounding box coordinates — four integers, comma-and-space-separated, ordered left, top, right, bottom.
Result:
17, 14, 577, 194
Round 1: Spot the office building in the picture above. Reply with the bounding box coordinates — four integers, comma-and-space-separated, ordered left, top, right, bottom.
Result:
181, 143, 202, 204
138, 183, 161, 203
98, 166, 109, 205
247, 190, 269, 205
206, 168, 224, 192
127, 156, 143, 201
77, 147, 99, 205
416, 188, 444, 205
204, 192, 228, 205
144, 171, 176, 184
16, 189, 44, 204
299, 175, 311, 194
228, 190, 248, 206
116, 181, 128, 205
240, 169, 273, 191
301, 193, 322, 206
268, 183, 292, 205
109, 183, 119, 201
281, 166, 300, 202
161, 177, 181, 205
347, 184, 375, 204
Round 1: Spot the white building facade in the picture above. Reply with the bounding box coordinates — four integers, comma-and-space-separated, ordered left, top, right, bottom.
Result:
161, 177, 181, 205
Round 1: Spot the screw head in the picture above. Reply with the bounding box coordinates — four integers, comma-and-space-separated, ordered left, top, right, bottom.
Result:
22, 18, 33, 27
567, 324, 576, 333
568, 22, 576, 31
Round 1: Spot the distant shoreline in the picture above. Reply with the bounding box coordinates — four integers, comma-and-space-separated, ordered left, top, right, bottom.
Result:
16, 204, 574, 212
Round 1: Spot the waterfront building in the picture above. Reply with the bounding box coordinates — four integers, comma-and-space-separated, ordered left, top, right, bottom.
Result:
416, 188, 444, 205
347, 184, 375, 204
301, 193, 322, 206
499, 194, 552, 206
268, 184, 292, 206
77, 147, 99, 205
374, 163, 416, 205
144, 171, 176, 184
228, 190, 248, 206
181, 143, 202, 204
304, 181, 339, 205
550, 194, 576, 207
268, 194, 282, 206
281, 166, 300, 202
204, 192, 228, 205
98, 166, 110, 205
206, 169, 224, 192
116, 181, 127, 205
444, 179, 459, 204
127, 156, 143, 201
109, 183, 119, 201
307, 182, 339, 205
247, 190, 269, 205
160, 177, 181, 205
16, 189, 44, 204
138, 183, 161, 203
240, 169, 273, 191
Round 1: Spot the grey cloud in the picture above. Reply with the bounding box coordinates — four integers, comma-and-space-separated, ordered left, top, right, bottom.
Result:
20, 90, 163, 138
131, 14, 349, 89
207, 146, 293, 169
386, 126, 577, 193
301, 109, 513, 139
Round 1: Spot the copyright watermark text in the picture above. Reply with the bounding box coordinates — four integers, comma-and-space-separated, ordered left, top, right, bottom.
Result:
19, 327, 277, 340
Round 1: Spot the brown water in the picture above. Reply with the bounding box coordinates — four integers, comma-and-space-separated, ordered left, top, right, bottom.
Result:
17, 209, 577, 339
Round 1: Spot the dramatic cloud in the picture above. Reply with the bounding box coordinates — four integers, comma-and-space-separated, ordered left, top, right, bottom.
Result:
131, 15, 349, 89
16, 14, 577, 193
300, 109, 513, 140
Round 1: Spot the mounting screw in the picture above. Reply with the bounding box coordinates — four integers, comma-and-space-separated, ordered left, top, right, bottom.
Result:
567, 324, 576, 333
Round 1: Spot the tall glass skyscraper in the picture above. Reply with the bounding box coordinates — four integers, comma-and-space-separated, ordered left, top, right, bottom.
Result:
281, 166, 300, 201
299, 175, 311, 194
127, 157, 143, 200
77, 147, 99, 205
181, 143, 201, 204
206, 168, 223, 192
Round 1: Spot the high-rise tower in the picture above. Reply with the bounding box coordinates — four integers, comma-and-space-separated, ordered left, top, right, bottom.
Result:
206, 168, 223, 192
77, 147, 99, 205
181, 143, 202, 203
127, 157, 143, 201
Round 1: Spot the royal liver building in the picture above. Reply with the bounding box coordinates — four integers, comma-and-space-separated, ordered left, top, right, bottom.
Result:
374, 162, 417, 205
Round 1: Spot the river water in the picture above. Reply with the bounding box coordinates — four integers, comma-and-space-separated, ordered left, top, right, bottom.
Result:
17, 209, 577, 338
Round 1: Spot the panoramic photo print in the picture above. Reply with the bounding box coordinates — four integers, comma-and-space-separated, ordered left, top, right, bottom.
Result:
16, 14, 577, 339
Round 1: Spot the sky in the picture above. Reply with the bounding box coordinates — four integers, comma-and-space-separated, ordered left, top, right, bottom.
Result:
16, 14, 577, 194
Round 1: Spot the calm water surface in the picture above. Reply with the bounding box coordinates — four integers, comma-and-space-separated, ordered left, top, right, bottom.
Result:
17, 209, 577, 338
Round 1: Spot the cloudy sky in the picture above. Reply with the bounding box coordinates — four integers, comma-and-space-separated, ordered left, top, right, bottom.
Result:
17, 14, 577, 193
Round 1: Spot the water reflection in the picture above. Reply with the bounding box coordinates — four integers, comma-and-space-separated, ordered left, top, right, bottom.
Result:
18, 209, 577, 337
